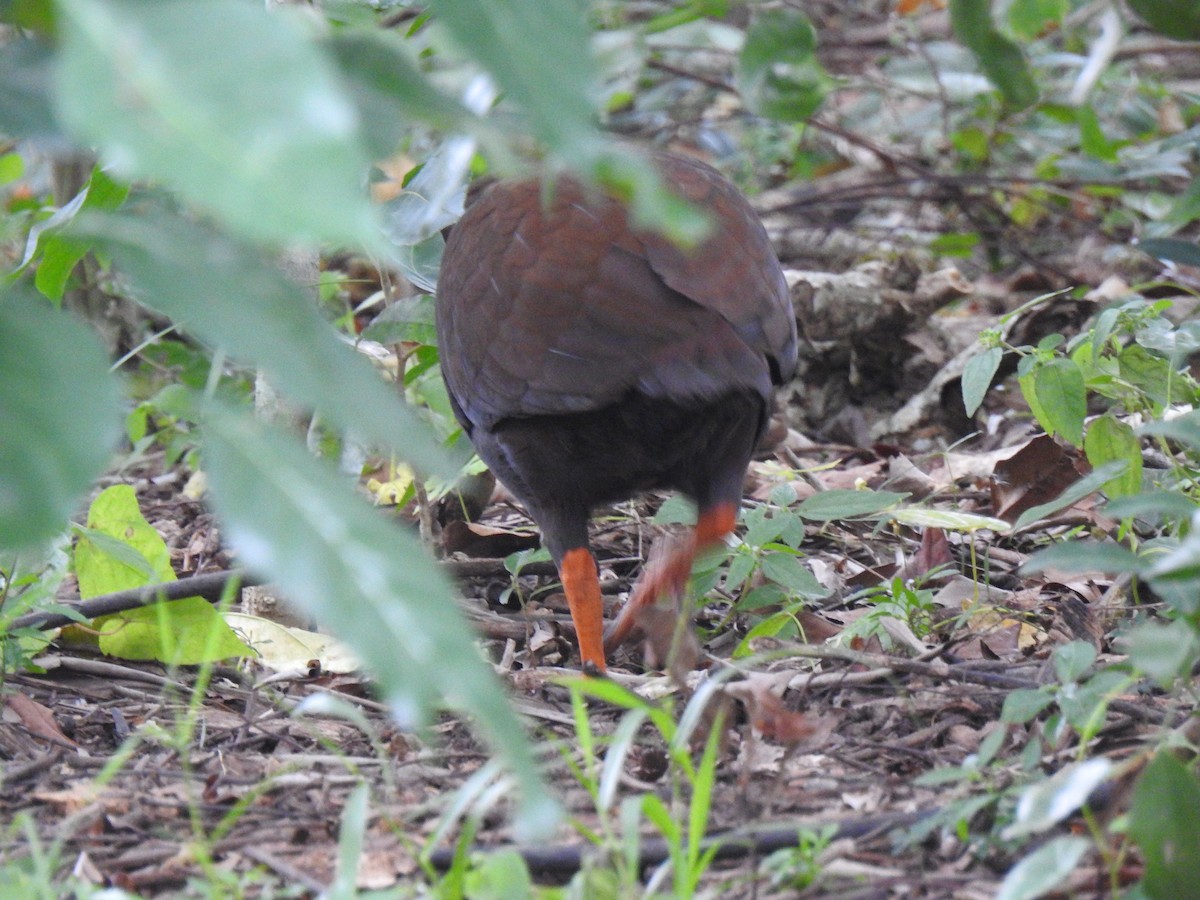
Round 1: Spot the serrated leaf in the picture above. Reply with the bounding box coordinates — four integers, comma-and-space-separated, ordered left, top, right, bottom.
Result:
1032, 358, 1086, 446
1130, 753, 1200, 897
1083, 416, 1142, 498
796, 489, 908, 522
56, 0, 377, 248
200, 402, 557, 838
962, 346, 1003, 416
737, 10, 831, 122
70, 207, 453, 479
0, 288, 123, 549
949, 0, 1038, 110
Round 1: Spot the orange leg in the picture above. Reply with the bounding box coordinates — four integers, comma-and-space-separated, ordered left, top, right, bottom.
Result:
604, 501, 738, 655
561, 547, 606, 673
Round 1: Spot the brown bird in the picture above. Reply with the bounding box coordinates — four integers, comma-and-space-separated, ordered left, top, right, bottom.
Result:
436, 151, 797, 672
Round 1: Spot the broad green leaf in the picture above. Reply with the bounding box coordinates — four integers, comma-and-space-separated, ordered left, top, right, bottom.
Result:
1083, 416, 1142, 498
1006, 0, 1068, 41
1124, 620, 1200, 688
996, 836, 1090, 900
34, 165, 129, 301
796, 489, 908, 522
1139, 409, 1200, 448
1017, 369, 1050, 436
201, 403, 557, 838
463, 851, 534, 900
1127, 0, 1200, 41
70, 208, 454, 479
760, 553, 828, 600
0, 38, 59, 141
949, 0, 1038, 110
890, 507, 1011, 533
1001, 689, 1054, 724
1031, 358, 1086, 446
1130, 753, 1200, 898
1145, 522, 1200, 583
1052, 640, 1095, 683
0, 289, 122, 549
1105, 490, 1199, 523
737, 10, 830, 123
1077, 105, 1118, 163
432, 0, 597, 154
75, 485, 250, 663
56, 0, 377, 249
324, 31, 472, 159
1004, 758, 1111, 839
1119, 343, 1181, 407
962, 346, 1002, 416
1020, 539, 1142, 575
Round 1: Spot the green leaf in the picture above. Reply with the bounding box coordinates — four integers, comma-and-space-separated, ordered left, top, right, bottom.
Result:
1104, 490, 1199, 523
962, 346, 1003, 416
201, 402, 557, 838
1003, 758, 1111, 839
432, 0, 598, 154
795, 489, 908, 522
949, 0, 1038, 110
75, 485, 250, 663
1052, 640, 1095, 683
1119, 343, 1181, 407
1139, 409, 1200, 449
324, 31, 472, 159
1083, 416, 1142, 498
463, 851, 534, 900
890, 507, 1011, 534
70, 207, 453, 479
737, 10, 831, 123
760, 553, 828, 600
0, 288, 123, 549
56, 0, 377, 248
1020, 539, 1143, 575
1077, 105, 1118, 163
1127, 0, 1200, 41
34, 166, 129, 301
1006, 0, 1068, 41
1130, 754, 1200, 898
1031, 358, 1086, 446
0, 38, 59, 140
1124, 620, 1200, 688
1001, 689, 1054, 724
996, 835, 1090, 900
929, 232, 981, 256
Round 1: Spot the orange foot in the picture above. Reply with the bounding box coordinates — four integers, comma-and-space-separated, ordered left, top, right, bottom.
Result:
603, 502, 737, 657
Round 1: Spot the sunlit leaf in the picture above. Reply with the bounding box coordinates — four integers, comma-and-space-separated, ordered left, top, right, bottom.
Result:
996, 835, 1090, 900
1003, 758, 1111, 838
1083, 416, 1142, 498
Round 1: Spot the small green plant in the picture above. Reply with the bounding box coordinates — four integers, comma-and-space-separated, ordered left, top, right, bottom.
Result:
760, 824, 838, 891
842, 575, 941, 648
